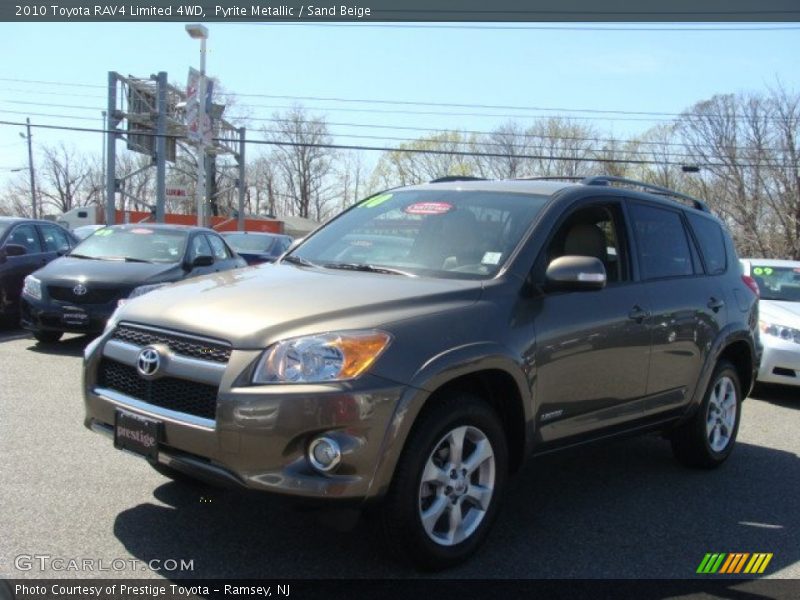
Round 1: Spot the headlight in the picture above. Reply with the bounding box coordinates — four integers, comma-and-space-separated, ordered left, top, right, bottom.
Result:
117, 283, 169, 307
252, 330, 392, 384
759, 321, 800, 344
22, 275, 42, 301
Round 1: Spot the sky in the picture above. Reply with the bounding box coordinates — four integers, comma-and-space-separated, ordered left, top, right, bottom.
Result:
0, 21, 798, 194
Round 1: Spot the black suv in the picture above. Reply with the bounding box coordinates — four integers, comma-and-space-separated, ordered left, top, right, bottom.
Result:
83, 176, 758, 570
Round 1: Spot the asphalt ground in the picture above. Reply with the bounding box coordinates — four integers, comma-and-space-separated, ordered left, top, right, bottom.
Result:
1, 327, 798, 583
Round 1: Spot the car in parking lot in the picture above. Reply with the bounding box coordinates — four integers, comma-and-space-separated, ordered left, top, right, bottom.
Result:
21, 224, 246, 342
221, 231, 294, 265
0, 217, 78, 325
741, 258, 800, 387
83, 176, 758, 570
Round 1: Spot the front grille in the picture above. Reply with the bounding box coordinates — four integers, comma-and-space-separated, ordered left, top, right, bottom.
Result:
98, 359, 218, 420
112, 325, 231, 363
48, 285, 125, 305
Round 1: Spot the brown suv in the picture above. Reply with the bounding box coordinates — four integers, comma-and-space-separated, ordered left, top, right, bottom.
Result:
83, 176, 758, 569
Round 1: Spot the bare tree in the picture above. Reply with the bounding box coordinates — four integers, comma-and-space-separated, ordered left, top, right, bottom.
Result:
36, 143, 93, 215
676, 89, 800, 258
265, 106, 336, 219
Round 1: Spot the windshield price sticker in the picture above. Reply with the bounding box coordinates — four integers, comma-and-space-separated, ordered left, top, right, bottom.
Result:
361, 193, 393, 208
404, 202, 454, 215
753, 267, 774, 275
130, 228, 154, 235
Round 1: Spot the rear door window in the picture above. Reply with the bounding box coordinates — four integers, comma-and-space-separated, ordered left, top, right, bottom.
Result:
629, 203, 695, 280
39, 224, 72, 253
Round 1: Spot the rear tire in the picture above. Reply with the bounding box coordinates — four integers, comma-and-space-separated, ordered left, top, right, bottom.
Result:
33, 330, 63, 344
378, 392, 508, 570
671, 360, 742, 469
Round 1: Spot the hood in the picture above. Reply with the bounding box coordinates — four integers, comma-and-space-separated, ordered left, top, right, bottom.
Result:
759, 300, 800, 328
116, 263, 483, 348
34, 256, 182, 286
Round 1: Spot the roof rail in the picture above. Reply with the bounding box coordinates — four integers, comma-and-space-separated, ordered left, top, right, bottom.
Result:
581, 175, 710, 212
516, 176, 586, 182
429, 176, 487, 184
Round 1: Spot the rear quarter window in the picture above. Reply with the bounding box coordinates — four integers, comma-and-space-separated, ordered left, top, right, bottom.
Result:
687, 213, 728, 275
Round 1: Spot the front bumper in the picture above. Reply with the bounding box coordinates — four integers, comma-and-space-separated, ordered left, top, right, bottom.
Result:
756, 336, 800, 386
83, 325, 407, 500
21, 295, 115, 334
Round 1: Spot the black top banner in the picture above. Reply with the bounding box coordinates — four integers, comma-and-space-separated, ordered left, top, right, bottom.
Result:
3, 0, 800, 22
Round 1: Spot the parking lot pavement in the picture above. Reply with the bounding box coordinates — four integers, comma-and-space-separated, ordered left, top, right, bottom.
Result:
1, 327, 798, 580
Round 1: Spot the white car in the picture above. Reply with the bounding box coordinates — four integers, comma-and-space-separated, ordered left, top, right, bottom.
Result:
741, 258, 800, 387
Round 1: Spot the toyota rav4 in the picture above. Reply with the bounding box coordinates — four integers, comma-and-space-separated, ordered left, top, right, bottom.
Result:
83, 176, 759, 570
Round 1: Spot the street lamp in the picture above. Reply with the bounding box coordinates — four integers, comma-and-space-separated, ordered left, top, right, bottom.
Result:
186, 23, 209, 227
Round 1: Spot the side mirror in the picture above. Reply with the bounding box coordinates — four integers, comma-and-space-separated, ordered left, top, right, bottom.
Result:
190, 254, 214, 269
545, 256, 607, 292
4, 244, 27, 257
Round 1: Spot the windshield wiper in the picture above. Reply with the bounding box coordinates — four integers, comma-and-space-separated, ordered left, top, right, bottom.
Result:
122, 257, 153, 263
282, 255, 318, 268
323, 262, 416, 277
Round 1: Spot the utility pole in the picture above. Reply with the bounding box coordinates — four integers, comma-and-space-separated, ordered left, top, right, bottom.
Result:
23, 118, 37, 219
101, 110, 107, 198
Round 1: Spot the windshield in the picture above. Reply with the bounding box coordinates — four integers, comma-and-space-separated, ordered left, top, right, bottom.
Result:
289, 190, 548, 279
0, 222, 10, 240
71, 227, 188, 263
751, 265, 800, 302
224, 233, 278, 254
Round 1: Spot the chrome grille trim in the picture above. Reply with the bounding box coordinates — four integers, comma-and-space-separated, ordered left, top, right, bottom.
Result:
112, 323, 232, 363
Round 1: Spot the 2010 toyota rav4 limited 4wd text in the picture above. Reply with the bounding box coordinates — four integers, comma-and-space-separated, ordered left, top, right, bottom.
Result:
83, 175, 759, 570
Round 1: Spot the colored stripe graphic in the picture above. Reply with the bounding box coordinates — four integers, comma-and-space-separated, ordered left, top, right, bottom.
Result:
697, 553, 727, 573
744, 553, 774, 574
720, 553, 750, 573
699, 553, 774, 574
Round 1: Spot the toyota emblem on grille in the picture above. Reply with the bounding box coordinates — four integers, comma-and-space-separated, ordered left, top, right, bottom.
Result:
136, 347, 161, 378
73, 283, 88, 296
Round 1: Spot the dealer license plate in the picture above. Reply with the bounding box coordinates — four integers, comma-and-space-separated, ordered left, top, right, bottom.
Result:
114, 409, 161, 461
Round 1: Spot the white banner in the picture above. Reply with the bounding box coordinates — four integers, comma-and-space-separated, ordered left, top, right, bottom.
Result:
186, 67, 212, 145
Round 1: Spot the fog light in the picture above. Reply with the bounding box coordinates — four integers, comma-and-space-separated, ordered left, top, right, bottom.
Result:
308, 436, 342, 473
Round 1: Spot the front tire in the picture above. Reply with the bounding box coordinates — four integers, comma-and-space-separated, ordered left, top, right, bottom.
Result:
33, 330, 63, 344
671, 360, 742, 468
379, 392, 508, 570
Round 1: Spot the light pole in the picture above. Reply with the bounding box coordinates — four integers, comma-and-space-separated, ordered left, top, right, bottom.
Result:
186, 23, 209, 227
18, 118, 37, 219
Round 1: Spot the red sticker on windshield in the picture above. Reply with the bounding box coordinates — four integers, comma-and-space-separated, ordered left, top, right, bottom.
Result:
404, 202, 453, 215
130, 228, 154, 235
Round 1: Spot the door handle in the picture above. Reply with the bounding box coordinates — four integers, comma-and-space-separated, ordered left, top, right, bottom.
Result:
707, 297, 725, 312
628, 305, 651, 322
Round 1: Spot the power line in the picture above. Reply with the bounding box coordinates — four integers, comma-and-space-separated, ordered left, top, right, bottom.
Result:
0, 106, 751, 160
0, 109, 99, 122
0, 76, 792, 122
1, 100, 105, 112
0, 100, 786, 155
0, 77, 105, 89
0, 119, 788, 170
